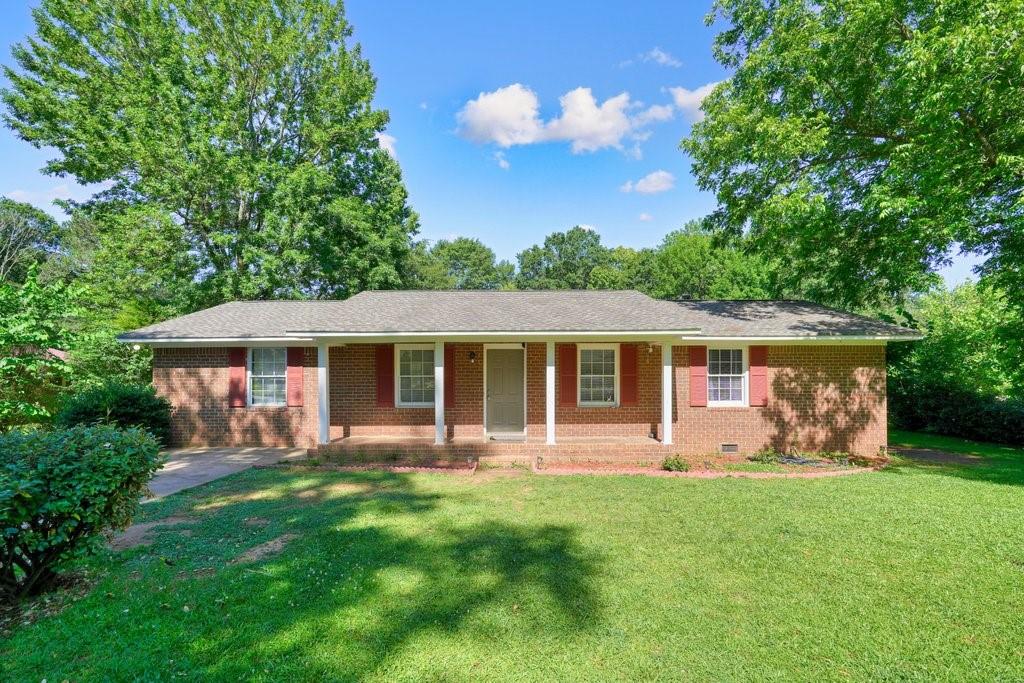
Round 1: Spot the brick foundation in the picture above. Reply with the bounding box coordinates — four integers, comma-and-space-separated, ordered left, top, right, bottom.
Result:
153, 343, 887, 457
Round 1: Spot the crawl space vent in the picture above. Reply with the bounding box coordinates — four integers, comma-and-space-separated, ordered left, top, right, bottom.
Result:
720, 443, 739, 454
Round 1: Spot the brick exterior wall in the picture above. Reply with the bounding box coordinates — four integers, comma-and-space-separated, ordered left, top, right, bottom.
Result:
329, 343, 484, 440
672, 345, 887, 456
153, 347, 320, 447
154, 342, 887, 456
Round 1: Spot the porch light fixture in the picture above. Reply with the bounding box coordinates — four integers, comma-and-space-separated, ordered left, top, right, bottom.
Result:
469, 351, 477, 363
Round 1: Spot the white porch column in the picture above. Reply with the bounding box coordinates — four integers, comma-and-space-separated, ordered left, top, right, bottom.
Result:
661, 341, 673, 446
317, 344, 330, 445
434, 340, 445, 444
545, 341, 556, 444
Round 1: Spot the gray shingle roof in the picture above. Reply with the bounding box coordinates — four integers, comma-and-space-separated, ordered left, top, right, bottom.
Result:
667, 300, 918, 338
118, 290, 920, 341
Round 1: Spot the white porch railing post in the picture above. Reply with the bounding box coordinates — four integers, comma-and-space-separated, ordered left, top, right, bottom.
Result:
662, 341, 673, 446
434, 340, 445, 444
317, 343, 330, 445
545, 341, 555, 444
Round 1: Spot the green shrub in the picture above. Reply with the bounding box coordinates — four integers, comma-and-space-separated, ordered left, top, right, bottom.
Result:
748, 448, 782, 464
662, 455, 690, 472
890, 379, 1024, 447
0, 425, 163, 601
55, 383, 172, 445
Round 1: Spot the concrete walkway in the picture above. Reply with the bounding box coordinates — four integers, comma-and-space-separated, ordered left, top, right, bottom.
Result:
148, 447, 308, 498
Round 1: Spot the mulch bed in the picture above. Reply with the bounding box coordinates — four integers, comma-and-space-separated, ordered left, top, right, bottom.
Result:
256, 461, 478, 475
531, 463, 874, 479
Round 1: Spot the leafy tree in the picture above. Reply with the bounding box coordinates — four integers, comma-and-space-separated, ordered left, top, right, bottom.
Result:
650, 222, 774, 300
67, 331, 153, 390
684, 0, 1023, 311
0, 198, 61, 283
889, 283, 1023, 402
515, 226, 610, 290
888, 282, 1024, 442
408, 237, 513, 290
3, 0, 419, 305
588, 246, 658, 292
0, 266, 80, 429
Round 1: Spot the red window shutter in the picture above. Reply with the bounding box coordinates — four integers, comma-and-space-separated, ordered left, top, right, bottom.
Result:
688, 346, 707, 407
444, 344, 456, 408
749, 345, 768, 407
620, 343, 638, 407
558, 344, 577, 406
375, 344, 394, 407
228, 347, 246, 408
286, 347, 304, 407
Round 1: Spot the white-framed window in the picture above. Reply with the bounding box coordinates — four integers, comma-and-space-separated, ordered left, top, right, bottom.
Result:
396, 344, 435, 407
578, 343, 619, 407
708, 347, 746, 406
249, 347, 287, 406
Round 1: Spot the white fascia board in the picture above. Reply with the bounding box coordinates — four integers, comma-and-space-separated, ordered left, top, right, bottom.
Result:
117, 336, 316, 347
284, 329, 701, 344
677, 335, 922, 344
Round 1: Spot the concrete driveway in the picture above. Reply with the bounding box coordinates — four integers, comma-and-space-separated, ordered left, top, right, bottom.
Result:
148, 447, 308, 498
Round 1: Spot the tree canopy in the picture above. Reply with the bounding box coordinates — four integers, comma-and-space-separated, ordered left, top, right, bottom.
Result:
3, 0, 419, 308
515, 226, 611, 290
408, 237, 513, 290
0, 198, 62, 283
684, 0, 1024, 310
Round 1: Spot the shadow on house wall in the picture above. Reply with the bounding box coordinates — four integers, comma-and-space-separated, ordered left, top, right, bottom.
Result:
763, 359, 886, 454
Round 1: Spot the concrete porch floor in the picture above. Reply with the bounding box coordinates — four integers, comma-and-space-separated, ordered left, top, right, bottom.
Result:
315, 434, 669, 465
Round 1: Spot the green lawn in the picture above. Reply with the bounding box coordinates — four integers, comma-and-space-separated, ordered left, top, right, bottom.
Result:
3, 435, 1024, 681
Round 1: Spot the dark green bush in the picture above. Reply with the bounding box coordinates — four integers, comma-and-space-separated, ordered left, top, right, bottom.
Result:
0, 425, 163, 601
889, 378, 1024, 447
748, 448, 782, 464
55, 383, 172, 445
662, 455, 690, 472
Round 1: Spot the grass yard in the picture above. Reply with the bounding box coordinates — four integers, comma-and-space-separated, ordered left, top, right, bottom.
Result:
3, 435, 1024, 681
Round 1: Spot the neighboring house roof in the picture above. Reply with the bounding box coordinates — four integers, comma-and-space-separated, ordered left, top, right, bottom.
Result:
117, 290, 920, 343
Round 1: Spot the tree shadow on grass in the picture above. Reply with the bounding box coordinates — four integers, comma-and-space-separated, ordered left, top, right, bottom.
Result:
4, 469, 603, 681
882, 450, 1024, 487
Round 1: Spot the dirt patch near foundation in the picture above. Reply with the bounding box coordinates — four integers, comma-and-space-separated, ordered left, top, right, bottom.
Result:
232, 533, 298, 564
111, 516, 192, 550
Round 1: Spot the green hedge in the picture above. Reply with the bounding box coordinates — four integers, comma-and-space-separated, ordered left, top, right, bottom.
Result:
55, 383, 172, 446
889, 379, 1024, 447
0, 425, 162, 601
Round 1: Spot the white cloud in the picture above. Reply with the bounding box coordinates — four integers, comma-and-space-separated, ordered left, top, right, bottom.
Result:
621, 47, 682, 69
456, 83, 544, 147
642, 47, 682, 68
631, 104, 674, 127
419, 101, 429, 110
544, 88, 632, 153
457, 84, 675, 155
620, 170, 675, 195
577, 224, 598, 232
375, 132, 397, 158
493, 151, 510, 170
638, 212, 654, 222
667, 81, 721, 122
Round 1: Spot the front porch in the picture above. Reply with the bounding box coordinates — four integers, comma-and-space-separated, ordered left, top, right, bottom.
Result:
314, 339, 678, 459
315, 434, 669, 466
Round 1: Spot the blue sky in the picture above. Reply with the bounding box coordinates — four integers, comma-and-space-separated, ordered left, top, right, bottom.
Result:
1, 0, 979, 284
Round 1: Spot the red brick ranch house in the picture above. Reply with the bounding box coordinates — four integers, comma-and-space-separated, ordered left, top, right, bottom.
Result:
118, 290, 920, 461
